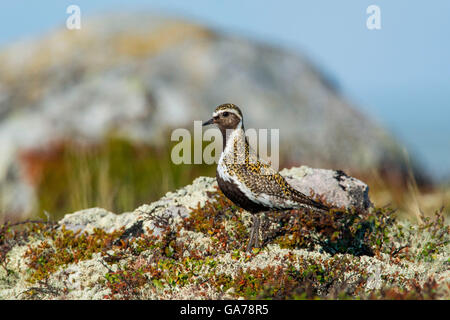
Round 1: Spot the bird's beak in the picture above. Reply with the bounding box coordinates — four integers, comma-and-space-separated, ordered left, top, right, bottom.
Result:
202, 118, 214, 126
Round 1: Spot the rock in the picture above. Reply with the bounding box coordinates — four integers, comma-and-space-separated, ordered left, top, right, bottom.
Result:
280, 166, 371, 211
0, 13, 422, 217
59, 207, 136, 234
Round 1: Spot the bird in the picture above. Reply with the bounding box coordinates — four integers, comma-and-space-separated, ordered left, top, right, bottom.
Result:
202, 103, 331, 252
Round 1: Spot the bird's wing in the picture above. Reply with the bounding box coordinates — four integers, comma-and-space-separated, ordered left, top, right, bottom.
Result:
226, 139, 329, 212
233, 159, 329, 212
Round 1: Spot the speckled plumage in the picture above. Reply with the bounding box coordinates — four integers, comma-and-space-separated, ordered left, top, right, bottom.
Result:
203, 103, 330, 250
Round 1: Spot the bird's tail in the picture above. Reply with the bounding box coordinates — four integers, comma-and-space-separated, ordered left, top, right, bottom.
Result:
291, 188, 331, 213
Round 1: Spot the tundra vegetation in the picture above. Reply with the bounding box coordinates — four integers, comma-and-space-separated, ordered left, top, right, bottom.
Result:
0, 152, 448, 299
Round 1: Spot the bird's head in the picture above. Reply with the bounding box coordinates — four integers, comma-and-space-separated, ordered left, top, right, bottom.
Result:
202, 103, 243, 130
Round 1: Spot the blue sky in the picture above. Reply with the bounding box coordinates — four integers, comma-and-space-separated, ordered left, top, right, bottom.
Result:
1, 1, 449, 178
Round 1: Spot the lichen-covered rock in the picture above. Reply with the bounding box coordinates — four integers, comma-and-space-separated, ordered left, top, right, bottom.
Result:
280, 166, 371, 211
59, 208, 135, 234
0, 170, 448, 300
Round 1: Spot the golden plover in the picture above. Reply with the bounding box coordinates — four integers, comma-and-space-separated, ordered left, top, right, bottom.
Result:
203, 103, 330, 251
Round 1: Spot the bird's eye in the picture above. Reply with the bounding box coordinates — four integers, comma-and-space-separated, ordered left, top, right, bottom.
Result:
222, 112, 229, 117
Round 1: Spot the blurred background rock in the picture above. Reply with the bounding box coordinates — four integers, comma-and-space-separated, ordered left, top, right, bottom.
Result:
0, 2, 449, 222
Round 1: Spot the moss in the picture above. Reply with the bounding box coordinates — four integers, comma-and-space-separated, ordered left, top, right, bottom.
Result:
183, 189, 248, 253
23, 225, 125, 284
0, 220, 54, 278
415, 210, 449, 262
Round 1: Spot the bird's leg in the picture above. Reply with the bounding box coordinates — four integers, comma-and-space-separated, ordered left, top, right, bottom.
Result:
246, 218, 256, 252
246, 214, 261, 252
254, 214, 261, 248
